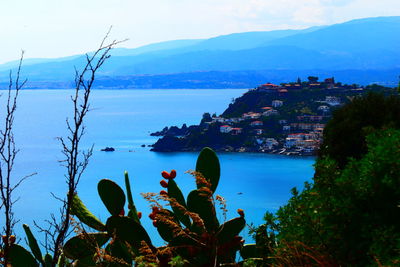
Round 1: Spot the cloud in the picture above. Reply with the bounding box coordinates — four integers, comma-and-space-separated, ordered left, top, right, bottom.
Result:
0, 0, 399, 63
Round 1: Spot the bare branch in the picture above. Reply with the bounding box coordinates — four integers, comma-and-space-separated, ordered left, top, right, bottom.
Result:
0, 51, 33, 266
37, 29, 124, 266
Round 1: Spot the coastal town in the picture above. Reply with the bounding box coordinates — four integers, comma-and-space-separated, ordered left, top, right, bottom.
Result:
150, 77, 386, 155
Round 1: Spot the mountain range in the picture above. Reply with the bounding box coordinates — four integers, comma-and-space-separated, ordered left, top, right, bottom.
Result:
0, 16, 399, 88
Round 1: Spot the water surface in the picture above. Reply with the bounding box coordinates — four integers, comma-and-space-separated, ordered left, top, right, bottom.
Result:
2, 89, 314, 244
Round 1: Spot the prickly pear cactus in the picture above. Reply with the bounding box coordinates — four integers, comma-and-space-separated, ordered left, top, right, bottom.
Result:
60, 147, 246, 266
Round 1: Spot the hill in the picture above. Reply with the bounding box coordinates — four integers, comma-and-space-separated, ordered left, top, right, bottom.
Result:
0, 16, 399, 88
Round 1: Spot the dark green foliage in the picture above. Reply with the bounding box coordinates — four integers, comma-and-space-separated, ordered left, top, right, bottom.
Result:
249, 93, 400, 266
98, 179, 126, 216
63, 233, 109, 260
7, 148, 244, 266
195, 147, 220, 192
43, 253, 52, 267
216, 217, 245, 244
124, 171, 140, 223
269, 129, 400, 266
106, 216, 152, 247
167, 179, 191, 227
70, 193, 106, 231
187, 189, 219, 232
8, 244, 38, 267
320, 92, 400, 168
23, 224, 44, 265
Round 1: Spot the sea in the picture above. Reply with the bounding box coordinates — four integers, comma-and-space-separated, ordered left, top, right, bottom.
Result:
3, 89, 315, 246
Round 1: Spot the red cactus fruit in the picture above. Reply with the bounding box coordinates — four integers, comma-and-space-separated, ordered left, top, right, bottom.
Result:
152, 206, 159, 213
161, 171, 170, 179
153, 220, 158, 227
160, 190, 168, 196
9, 235, 15, 244
237, 208, 244, 217
1, 235, 7, 244
137, 212, 142, 219
119, 209, 125, 216
169, 170, 177, 179
160, 180, 168, 188
149, 213, 156, 220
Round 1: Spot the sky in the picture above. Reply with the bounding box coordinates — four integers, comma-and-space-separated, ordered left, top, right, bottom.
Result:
1, 0, 399, 64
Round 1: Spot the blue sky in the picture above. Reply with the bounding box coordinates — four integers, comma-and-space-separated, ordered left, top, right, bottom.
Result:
1, 0, 399, 64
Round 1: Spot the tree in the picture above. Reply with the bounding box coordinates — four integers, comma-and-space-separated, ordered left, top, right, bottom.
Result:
33, 29, 124, 266
307, 76, 319, 83
0, 52, 37, 266
319, 92, 400, 168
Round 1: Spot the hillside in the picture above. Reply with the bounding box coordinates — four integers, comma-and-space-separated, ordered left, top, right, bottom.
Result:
0, 16, 399, 87
150, 78, 397, 154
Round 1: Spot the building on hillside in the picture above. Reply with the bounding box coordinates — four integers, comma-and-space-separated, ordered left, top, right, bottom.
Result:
250, 121, 263, 127
212, 117, 227, 123
262, 109, 279, 117
325, 96, 341, 106
272, 100, 283, 108
261, 106, 272, 111
230, 128, 242, 135
220, 125, 232, 133
242, 112, 261, 120
296, 115, 323, 122
254, 129, 263, 135
257, 83, 281, 92
283, 125, 291, 132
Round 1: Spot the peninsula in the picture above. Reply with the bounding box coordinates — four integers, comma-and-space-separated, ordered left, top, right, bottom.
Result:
151, 77, 393, 155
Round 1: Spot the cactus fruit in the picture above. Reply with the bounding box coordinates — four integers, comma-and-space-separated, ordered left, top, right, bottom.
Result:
160, 180, 168, 188
237, 208, 245, 217
161, 171, 170, 179
60, 148, 246, 266
169, 170, 177, 179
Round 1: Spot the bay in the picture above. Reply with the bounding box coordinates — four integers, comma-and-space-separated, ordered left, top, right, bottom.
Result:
3, 89, 315, 245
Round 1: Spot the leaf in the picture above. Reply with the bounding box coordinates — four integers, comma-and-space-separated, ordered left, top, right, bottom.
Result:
196, 147, 220, 193
63, 232, 109, 260
106, 216, 152, 247
70, 193, 106, 231
216, 217, 246, 244
8, 244, 38, 267
44, 253, 52, 267
98, 179, 126, 216
23, 224, 44, 265
187, 189, 219, 232
124, 171, 140, 224
168, 179, 191, 227
240, 244, 260, 259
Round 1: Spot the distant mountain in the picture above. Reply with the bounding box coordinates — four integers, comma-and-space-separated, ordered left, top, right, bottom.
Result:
0, 16, 399, 87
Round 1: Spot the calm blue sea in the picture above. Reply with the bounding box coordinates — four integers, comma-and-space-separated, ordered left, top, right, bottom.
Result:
4, 89, 315, 245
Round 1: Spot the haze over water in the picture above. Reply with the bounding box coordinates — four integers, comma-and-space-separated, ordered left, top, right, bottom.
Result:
6, 89, 314, 244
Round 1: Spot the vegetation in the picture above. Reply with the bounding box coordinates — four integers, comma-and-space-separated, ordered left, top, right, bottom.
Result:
9, 148, 247, 266
248, 92, 400, 266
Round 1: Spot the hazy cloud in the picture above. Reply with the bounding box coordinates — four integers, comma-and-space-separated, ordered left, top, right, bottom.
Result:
0, 0, 399, 63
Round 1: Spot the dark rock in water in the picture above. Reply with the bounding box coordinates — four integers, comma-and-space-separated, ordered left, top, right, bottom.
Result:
101, 147, 115, 152
151, 135, 186, 152
141, 144, 146, 147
